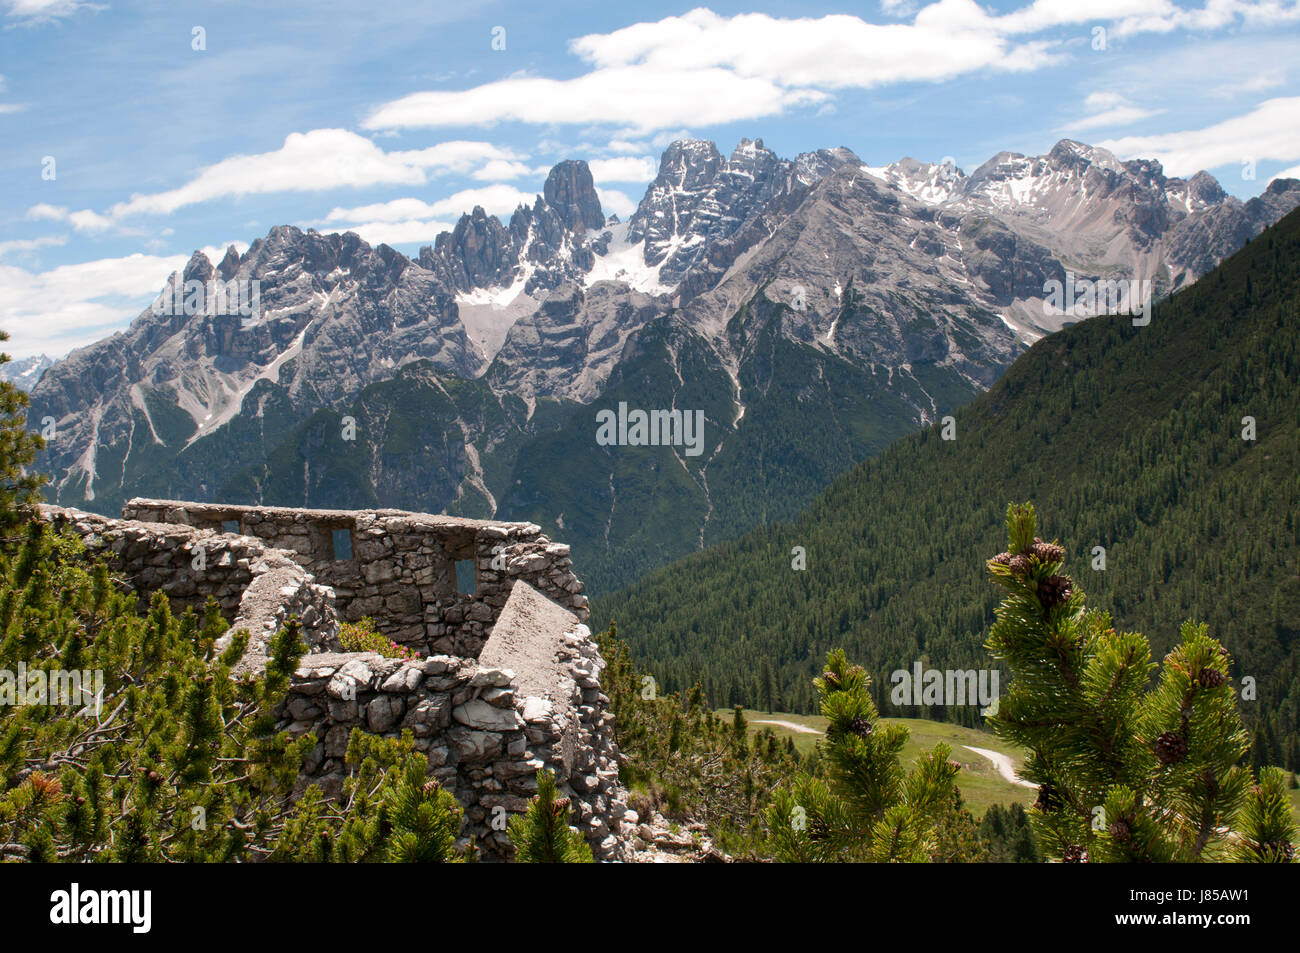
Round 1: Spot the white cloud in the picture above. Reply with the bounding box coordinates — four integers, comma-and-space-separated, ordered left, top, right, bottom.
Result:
0, 242, 249, 357
360, 4, 1064, 134
1272, 163, 1300, 181
1065, 92, 1164, 132
324, 185, 537, 225
105, 131, 524, 218
364, 66, 828, 136
27, 203, 114, 233
3, 0, 104, 26
318, 185, 539, 248
1214, 68, 1287, 97
0, 253, 187, 357
606, 139, 649, 154
588, 156, 657, 182
0, 235, 66, 257
328, 219, 458, 247
361, 3, 1300, 135
1098, 96, 1300, 176
470, 158, 534, 180
596, 188, 637, 219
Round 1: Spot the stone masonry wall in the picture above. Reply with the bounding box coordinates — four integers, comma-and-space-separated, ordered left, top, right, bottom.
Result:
38, 504, 340, 666
42, 499, 633, 861
121, 499, 588, 658
279, 583, 629, 859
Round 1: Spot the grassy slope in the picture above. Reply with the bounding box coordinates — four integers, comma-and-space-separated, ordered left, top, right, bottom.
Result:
730, 710, 1035, 816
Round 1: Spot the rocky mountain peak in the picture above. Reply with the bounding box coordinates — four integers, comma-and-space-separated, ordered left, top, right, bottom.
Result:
543, 159, 604, 234
183, 250, 214, 284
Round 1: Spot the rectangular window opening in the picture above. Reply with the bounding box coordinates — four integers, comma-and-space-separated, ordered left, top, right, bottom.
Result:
455, 559, 476, 596
331, 528, 354, 562
221, 520, 240, 534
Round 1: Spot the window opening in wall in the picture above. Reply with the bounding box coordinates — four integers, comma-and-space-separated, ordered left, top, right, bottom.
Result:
455, 559, 476, 596
332, 528, 354, 562
221, 520, 239, 534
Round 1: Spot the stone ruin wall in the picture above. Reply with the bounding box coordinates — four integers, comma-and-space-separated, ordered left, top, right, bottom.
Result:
119, 499, 590, 658
38, 499, 635, 860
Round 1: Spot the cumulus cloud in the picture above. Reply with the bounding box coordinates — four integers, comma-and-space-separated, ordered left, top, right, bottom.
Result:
1098, 96, 1300, 176
106, 131, 526, 218
364, 66, 828, 136
3, 0, 104, 26
0, 243, 249, 356
1064, 92, 1165, 132
0, 235, 66, 257
588, 156, 658, 182
317, 185, 540, 248
0, 253, 186, 357
596, 188, 638, 219
360, 3, 1300, 135
27, 203, 115, 233
324, 185, 538, 225
324, 219, 458, 247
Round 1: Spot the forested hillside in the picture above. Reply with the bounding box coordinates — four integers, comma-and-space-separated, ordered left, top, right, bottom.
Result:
595, 207, 1300, 769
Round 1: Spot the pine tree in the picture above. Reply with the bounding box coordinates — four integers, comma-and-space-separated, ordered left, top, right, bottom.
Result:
507, 769, 593, 863
0, 332, 45, 534
763, 649, 964, 862
986, 503, 1296, 862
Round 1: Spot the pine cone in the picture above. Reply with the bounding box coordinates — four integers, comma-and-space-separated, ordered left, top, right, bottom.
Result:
1037, 574, 1073, 607
1198, 668, 1226, 689
821, 670, 841, 690
1155, 730, 1188, 765
990, 552, 1013, 567
552, 796, 571, 816
1062, 844, 1089, 863
848, 716, 873, 738
1008, 554, 1031, 576
1028, 539, 1066, 563
422, 779, 440, 796
807, 816, 830, 842
1034, 782, 1063, 813
1109, 819, 1131, 842
1263, 840, 1296, 862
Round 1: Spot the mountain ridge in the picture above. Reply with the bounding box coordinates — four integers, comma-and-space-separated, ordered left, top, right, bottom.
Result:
27, 135, 1300, 595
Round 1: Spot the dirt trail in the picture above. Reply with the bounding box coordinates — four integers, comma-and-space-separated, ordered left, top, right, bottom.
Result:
752, 719, 823, 735
962, 745, 1036, 788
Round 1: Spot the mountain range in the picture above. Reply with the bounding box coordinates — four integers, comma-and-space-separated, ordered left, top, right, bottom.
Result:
1, 354, 54, 392
593, 203, 1300, 767
27, 136, 1300, 593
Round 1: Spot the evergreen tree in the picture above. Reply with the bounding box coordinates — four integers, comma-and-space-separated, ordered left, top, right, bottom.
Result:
0, 521, 464, 862
507, 769, 593, 863
0, 332, 45, 534
763, 649, 965, 862
986, 502, 1296, 862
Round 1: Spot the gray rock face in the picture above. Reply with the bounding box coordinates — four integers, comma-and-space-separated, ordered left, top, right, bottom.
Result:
0, 353, 54, 392
543, 160, 605, 234
626, 137, 854, 292
417, 159, 607, 299
30, 225, 480, 503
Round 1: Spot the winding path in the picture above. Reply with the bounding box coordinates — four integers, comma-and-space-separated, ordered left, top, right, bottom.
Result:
751, 719, 822, 735
962, 745, 1036, 789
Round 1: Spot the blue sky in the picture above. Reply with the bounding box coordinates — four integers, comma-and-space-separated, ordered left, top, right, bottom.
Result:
2, 0, 1299, 357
